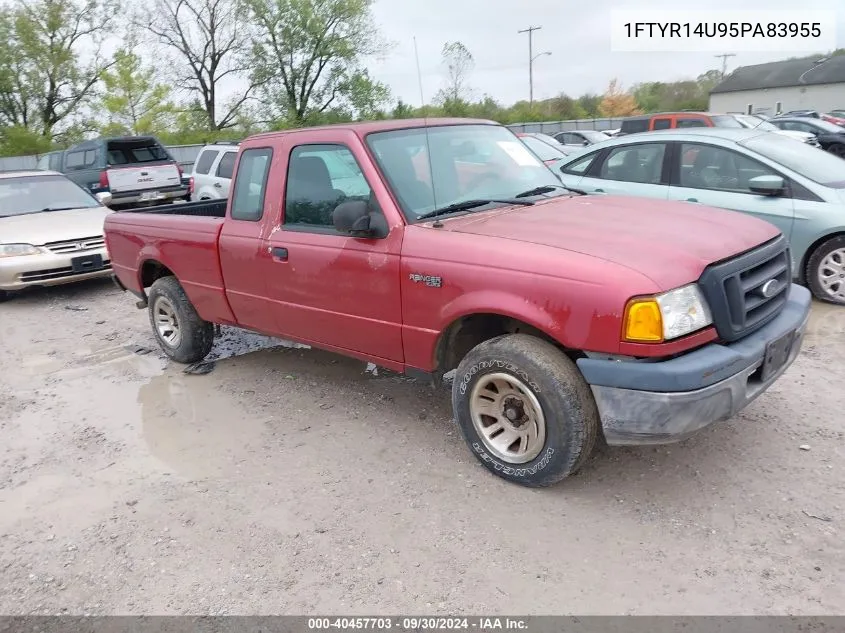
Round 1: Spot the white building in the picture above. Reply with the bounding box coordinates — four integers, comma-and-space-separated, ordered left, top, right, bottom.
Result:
709, 56, 845, 116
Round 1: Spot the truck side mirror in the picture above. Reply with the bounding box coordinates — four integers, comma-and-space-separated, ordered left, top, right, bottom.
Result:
333, 200, 373, 236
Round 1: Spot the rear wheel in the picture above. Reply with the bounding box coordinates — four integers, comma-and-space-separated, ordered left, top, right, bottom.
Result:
148, 276, 214, 363
806, 235, 845, 304
452, 334, 599, 487
0, 290, 8, 303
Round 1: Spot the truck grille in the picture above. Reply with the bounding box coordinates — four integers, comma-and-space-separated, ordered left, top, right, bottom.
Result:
44, 236, 105, 254
698, 235, 791, 343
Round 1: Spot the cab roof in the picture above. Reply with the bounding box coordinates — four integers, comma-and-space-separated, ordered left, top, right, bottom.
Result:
248, 118, 499, 142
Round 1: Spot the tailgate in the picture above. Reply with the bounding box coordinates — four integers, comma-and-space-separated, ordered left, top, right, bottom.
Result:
107, 164, 181, 193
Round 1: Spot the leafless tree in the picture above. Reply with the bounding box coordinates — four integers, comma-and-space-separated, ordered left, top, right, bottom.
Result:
136, 0, 259, 130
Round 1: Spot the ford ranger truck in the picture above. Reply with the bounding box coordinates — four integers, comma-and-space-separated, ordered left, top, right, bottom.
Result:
104, 118, 812, 488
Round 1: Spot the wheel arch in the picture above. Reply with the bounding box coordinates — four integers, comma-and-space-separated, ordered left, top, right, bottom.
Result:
800, 230, 845, 283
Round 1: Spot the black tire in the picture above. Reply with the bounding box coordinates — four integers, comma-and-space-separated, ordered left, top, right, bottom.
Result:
806, 235, 845, 305
452, 333, 599, 487
828, 143, 845, 158
147, 276, 214, 363
0, 290, 8, 303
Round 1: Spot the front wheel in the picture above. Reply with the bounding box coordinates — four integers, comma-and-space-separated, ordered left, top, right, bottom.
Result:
452, 334, 599, 487
148, 276, 214, 363
806, 235, 845, 305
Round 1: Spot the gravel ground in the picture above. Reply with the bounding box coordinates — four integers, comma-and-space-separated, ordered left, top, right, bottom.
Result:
0, 278, 843, 615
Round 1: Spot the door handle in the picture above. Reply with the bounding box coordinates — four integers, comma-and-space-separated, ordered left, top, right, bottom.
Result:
270, 246, 288, 261
686, 197, 698, 202
213, 182, 222, 188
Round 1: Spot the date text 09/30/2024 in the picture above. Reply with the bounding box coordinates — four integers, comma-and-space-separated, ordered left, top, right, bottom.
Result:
307, 617, 529, 631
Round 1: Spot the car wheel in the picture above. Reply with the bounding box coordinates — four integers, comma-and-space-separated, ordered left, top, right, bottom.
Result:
0, 290, 8, 303
148, 276, 215, 363
806, 235, 845, 305
452, 333, 599, 487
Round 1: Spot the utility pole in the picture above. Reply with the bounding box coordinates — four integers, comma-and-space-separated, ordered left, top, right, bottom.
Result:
714, 53, 736, 79
518, 25, 542, 106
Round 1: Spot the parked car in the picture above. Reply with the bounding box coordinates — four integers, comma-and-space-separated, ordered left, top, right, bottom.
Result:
60, 136, 188, 209
730, 114, 820, 146
779, 110, 820, 119
105, 118, 810, 488
0, 170, 113, 301
190, 142, 239, 200
553, 130, 610, 147
619, 112, 744, 135
555, 127, 845, 304
822, 113, 845, 127
604, 128, 622, 137
829, 109, 845, 118
768, 117, 845, 157
516, 132, 579, 165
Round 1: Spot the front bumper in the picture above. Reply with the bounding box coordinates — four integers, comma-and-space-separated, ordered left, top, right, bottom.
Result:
0, 247, 112, 291
576, 284, 812, 445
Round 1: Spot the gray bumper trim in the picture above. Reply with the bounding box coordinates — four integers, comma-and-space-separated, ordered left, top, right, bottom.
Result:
577, 284, 812, 392
585, 284, 811, 445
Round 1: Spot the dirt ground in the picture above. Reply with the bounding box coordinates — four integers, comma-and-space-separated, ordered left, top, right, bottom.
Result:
0, 278, 843, 616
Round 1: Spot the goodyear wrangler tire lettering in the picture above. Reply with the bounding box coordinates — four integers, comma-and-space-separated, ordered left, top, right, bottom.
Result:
453, 334, 599, 487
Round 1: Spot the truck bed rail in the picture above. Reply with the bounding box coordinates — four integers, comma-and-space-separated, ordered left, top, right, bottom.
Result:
117, 199, 227, 217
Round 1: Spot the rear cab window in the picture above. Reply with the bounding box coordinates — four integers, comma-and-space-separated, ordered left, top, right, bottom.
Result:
230, 148, 272, 221
652, 118, 672, 130
676, 117, 708, 128
106, 138, 171, 166
621, 118, 649, 134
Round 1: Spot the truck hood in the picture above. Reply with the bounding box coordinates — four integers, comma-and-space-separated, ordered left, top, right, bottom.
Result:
0, 207, 112, 245
437, 195, 780, 290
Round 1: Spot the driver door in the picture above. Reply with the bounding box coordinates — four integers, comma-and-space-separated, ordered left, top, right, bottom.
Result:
262, 133, 405, 363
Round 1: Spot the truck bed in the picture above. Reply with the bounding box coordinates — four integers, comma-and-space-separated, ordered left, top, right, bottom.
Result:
104, 201, 236, 325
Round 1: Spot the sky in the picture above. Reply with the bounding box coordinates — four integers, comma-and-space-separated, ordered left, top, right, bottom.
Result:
366, 0, 845, 107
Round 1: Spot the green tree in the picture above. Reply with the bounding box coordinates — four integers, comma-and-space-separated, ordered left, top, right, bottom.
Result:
576, 93, 601, 118
247, 0, 391, 125
100, 47, 174, 136
138, 0, 258, 131
0, 0, 117, 140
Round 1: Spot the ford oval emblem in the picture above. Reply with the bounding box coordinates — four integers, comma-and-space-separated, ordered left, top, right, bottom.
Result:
760, 279, 779, 298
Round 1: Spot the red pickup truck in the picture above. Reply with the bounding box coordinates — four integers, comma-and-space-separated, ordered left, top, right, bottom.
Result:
105, 118, 811, 487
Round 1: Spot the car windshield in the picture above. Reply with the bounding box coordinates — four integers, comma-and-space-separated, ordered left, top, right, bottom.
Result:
581, 130, 609, 142
740, 133, 845, 188
734, 115, 778, 131
366, 125, 562, 221
0, 174, 101, 217
521, 135, 567, 161
806, 119, 845, 133
710, 115, 745, 128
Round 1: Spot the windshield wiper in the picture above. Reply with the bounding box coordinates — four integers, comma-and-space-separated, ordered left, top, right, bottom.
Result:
416, 198, 534, 222
515, 184, 587, 198
35, 206, 80, 213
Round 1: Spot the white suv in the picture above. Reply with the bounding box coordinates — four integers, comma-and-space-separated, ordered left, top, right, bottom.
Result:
190, 142, 238, 200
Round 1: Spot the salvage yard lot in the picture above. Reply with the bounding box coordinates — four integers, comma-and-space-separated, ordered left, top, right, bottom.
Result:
1, 279, 843, 615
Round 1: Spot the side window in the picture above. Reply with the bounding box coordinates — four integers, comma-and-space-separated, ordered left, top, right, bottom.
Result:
284, 144, 372, 229
678, 143, 780, 193
230, 148, 272, 221
216, 152, 236, 179
560, 133, 575, 144
560, 151, 598, 175
621, 118, 649, 134
599, 143, 666, 184
652, 118, 672, 130
65, 151, 85, 169
676, 118, 707, 128
194, 150, 218, 175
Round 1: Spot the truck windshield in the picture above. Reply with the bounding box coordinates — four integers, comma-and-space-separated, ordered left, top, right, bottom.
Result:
0, 174, 101, 217
365, 124, 562, 221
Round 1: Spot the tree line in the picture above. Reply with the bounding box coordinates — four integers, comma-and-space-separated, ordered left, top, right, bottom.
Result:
3, 0, 838, 158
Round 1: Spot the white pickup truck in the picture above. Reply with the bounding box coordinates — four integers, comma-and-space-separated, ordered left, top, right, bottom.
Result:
59, 136, 190, 209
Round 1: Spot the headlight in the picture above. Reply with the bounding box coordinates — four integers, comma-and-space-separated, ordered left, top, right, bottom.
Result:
624, 283, 713, 343
0, 244, 40, 258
